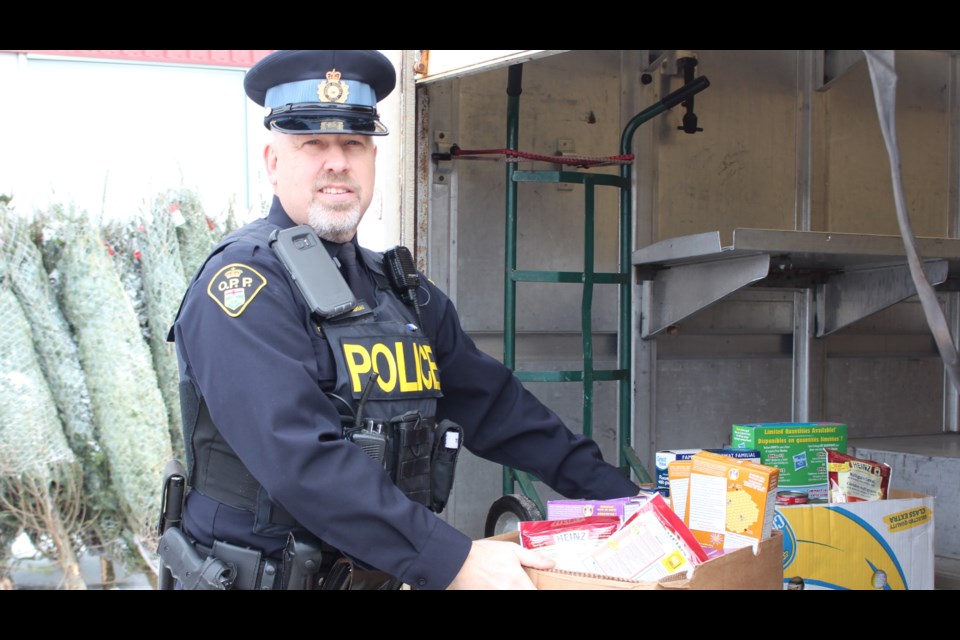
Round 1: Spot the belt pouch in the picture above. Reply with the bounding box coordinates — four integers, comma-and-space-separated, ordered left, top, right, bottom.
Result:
211, 540, 263, 591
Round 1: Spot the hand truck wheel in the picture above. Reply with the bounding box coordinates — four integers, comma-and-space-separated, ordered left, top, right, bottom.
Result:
483, 493, 543, 538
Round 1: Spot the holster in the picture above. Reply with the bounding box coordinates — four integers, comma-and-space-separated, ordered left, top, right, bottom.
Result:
320, 557, 403, 591
156, 459, 188, 590
158, 527, 236, 590
282, 531, 325, 590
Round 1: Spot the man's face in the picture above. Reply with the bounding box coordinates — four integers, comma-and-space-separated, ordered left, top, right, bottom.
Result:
265, 132, 377, 243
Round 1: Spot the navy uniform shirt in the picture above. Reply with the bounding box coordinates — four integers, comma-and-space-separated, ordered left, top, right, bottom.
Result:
174, 196, 637, 589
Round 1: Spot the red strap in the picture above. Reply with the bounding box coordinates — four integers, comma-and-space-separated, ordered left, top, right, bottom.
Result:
450, 147, 634, 168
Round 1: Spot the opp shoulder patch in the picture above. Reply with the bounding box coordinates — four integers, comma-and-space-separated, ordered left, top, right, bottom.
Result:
206, 263, 267, 317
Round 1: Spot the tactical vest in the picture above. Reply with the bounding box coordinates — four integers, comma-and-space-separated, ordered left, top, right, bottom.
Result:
177, 221, 445, 535
321, 266, 443, 508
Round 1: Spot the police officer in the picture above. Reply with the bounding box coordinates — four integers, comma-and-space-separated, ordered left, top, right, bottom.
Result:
171, 50, 640, 590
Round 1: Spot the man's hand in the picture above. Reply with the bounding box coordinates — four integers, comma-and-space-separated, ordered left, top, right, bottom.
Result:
447, 539, 555, 590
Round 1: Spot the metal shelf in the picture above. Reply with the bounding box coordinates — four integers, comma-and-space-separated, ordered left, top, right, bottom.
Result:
633, 228, 960, 338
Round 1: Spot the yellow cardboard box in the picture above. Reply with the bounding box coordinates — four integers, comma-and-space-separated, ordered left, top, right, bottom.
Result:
774, 489, 934, 590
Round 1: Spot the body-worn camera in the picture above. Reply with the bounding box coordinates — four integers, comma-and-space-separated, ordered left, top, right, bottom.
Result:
270, 225, 355, 319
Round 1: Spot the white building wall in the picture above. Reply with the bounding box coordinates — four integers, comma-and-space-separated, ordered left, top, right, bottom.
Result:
0, 50, 406, 251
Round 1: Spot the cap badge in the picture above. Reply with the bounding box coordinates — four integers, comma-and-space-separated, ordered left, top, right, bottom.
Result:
318, 69, 349, 104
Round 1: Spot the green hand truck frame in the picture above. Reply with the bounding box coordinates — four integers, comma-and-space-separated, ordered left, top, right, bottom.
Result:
484, 62, 710, 536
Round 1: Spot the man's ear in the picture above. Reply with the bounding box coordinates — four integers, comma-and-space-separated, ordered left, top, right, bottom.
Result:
264, 142, 278, 187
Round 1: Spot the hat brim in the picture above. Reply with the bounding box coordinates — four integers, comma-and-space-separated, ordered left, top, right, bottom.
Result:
265, 103, 388, 135
269, 116, 388, 136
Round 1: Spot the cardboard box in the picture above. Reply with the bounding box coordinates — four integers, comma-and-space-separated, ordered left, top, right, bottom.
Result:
773, 489, 934, 590
497, 530, 784, 590
732, 422, 847, 501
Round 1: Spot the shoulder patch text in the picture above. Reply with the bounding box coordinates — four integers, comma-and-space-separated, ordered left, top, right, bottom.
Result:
206, 263, 267, 317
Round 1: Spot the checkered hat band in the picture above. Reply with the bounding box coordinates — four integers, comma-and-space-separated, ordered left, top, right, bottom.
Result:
264, 79, 377, 110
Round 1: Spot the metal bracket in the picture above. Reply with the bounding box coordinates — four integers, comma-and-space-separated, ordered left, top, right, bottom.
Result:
640, 253, 771, 338
555, 139, 576, 190
644, 50, 698, 76
815, 260, 949, 336
433, 130, 453, 185
434, 130, 452, 155
817, 50, 866, 91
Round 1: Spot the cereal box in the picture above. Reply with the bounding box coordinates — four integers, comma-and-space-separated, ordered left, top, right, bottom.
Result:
657, 448, 761, 497
655, 449, 701, 496
686, 450, 780, 552
732, 422, 846, 501
547, 497, 643, 524
707, 448, 761, 463
585, 493, 709, 581
667, 460, 692, 520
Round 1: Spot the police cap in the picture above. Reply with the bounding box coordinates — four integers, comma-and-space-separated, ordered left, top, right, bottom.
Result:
245, 50, 396, 136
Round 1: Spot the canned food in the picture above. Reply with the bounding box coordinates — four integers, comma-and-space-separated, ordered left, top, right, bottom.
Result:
777, 490, 809, 506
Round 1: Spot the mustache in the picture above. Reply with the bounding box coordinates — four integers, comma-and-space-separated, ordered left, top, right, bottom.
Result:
314, 174, 361, 191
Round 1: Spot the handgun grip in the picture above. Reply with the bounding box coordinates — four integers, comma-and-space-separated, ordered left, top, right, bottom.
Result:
158, 528, 235, 590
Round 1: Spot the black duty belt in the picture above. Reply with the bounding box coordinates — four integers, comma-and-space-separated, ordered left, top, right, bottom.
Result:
194, 539, 283, 591
165, 528, 401, 590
